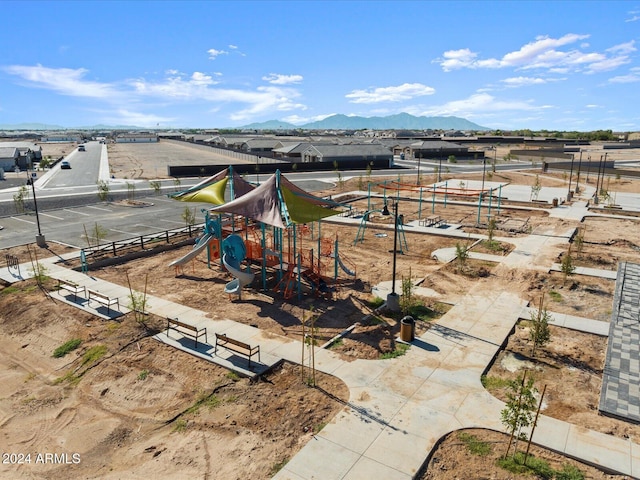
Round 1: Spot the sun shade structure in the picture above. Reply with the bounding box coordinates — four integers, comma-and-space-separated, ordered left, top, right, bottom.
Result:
209, 170, 341, 229
169, 167, 254, 205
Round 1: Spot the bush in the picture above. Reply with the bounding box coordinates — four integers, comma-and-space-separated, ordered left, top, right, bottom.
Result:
53, 339, 82, 358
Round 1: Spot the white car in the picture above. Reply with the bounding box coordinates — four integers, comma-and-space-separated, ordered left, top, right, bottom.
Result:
60, 160, 71, 169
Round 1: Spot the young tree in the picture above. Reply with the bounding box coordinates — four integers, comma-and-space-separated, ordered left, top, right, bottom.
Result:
560, 247, 576, 283
487, 217, 497, 246
400, 268, 416, 316
126, 181, 136, 201
529, 293, 551, 357
96, 180, 110, 202
455, 242, 469, 273
530, 175, 541, 201
13, 185, 29, 214
149, 180, 162, 195
501, 372, 537, 459
182, 206, 196, 227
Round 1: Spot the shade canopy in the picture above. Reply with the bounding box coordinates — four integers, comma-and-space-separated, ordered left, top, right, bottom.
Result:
169, 168, 254, 205
210, 170, 341, 228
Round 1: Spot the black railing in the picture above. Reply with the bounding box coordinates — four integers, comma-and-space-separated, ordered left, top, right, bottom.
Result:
81, 223, 204, 260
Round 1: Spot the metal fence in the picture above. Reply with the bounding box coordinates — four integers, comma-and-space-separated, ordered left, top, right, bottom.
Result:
81, 223, 204, 261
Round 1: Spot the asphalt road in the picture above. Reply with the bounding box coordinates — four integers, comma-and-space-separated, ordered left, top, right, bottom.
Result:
0, 150, 536, 250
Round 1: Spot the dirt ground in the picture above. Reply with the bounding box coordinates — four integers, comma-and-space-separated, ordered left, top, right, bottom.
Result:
2, 160, 640, 477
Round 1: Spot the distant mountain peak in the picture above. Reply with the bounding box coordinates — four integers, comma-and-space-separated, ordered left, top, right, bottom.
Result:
242, 113, 488, 131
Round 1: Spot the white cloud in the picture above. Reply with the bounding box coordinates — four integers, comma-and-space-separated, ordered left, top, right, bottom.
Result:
3, 64, 118, 98
281, 113, 335, 125
4, 64, 307, 124
190, 72, 217, 86
438, 48, 478, 71
585, 104, 601, 108
104, 109, 174, 127
626, 9, 640, 22
436, 34, 633, 75
207, 48, 228, 59
607, 40, 636, 54
501, 76, 548, 87
262, 73, 303, 85
608, 71, 640, 83
345, 83, 435, 103
412, 93, 545, 119
228, 45, 238, 49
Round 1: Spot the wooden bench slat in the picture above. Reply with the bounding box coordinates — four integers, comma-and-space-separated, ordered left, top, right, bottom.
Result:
214, 333, 260, 367
166, 317, 207, 348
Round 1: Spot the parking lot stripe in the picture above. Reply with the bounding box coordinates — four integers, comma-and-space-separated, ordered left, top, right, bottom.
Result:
85, 205, 113, 212
11, 216, 35, 225
64, 208, 91, 216
40, 213, 64, 220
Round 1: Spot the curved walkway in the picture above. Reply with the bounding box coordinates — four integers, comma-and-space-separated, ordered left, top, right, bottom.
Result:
2, 195, 639, 478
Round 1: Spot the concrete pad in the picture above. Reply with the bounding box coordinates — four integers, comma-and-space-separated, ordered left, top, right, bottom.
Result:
363, 428, 434, 478
344, 456, 411, 480
550, 263, 617, 279
152, 332, 280, 378
409, 381, 473, 417
317, 409, 385, 455
51, 290, 126, 320
564, 424, 632, 475
455, 391, 505, 430
347, 386, 409, 421
332, 359, 387, 389
273, 435, 362, 480
523, 308, 610, 336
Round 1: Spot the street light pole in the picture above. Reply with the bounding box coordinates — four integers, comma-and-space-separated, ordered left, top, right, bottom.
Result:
567, 153, 575, 200
481, 157, 487, 193
28, 174, 46, 247
384, 200, 400, 312
416, 151, 421, 186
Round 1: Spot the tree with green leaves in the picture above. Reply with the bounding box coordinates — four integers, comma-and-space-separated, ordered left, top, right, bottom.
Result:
13, 185, 29, 214
501, 372, 537, 459
455, 242, 469, 273
400, 268, 416, 316
96, 180, 110, 201
560, 247, 576, 283
182, 206, 196, 227
529, 293, 551, 357
149, 180, 162, 195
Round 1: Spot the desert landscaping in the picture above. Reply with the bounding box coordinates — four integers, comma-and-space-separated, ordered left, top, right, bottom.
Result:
1, 141, 640, 479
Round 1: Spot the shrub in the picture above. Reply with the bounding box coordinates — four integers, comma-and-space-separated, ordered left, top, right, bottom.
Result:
53, 339, 82, 358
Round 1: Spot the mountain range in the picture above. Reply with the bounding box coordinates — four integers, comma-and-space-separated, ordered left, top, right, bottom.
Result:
242, 113, 488, 131
0, 114, 488, 132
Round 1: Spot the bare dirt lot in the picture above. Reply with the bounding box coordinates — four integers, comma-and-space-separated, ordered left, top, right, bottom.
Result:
2, 169, 640, 478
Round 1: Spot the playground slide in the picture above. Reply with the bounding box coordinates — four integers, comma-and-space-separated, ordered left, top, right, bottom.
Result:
169, 233, 214, 267
336, 254, 356, 276
223, 253, 255, 294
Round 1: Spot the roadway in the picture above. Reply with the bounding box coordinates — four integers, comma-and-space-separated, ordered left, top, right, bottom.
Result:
0, 149, 534, 250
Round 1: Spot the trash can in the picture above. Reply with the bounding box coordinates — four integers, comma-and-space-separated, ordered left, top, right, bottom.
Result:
400, 316, 415, 342
552, 198, 558, 207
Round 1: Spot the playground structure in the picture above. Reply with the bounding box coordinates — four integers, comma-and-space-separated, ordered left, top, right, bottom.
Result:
168, 168, 358, 301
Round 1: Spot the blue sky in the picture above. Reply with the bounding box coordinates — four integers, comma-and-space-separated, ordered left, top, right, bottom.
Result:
1, 1, 639, 131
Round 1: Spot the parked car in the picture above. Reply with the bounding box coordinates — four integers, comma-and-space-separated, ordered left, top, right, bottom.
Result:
60, 161, 71, 169
78, 145, 86, 151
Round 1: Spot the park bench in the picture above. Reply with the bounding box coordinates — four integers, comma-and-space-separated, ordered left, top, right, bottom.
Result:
419, 215, 442, 227
166, 317, 208, 348
214, 333, 260, 367
57, 279, 86, 301
87, 289, 120, 313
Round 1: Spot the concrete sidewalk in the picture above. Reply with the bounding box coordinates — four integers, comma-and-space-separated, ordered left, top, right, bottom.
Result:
3, 225, 638, 477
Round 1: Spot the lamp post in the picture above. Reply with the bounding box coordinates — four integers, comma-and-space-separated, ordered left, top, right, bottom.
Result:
481, 156, 487, 193
382, 201, 400, 312
26, 168, 46, 247
416, 151, 421, 186
567, 153, 575, 200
